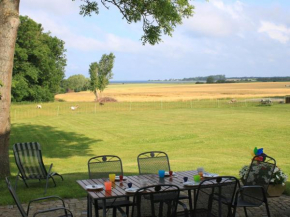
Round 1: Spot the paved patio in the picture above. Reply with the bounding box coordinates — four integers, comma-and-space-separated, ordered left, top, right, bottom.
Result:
1, 195, 290, 217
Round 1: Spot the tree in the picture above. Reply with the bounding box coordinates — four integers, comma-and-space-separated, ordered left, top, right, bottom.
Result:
89, 53, 115, 100
12, 16, 66, 102
0, 0, 194, 177
206, 76, 215, 84
63, 74, 89, 92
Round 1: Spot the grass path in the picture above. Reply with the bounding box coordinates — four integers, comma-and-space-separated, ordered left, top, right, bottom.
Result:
1, 104, 290, 204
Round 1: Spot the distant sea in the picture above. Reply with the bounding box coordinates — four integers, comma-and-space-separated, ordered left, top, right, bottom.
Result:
110, 80, 150, 84
110, 80, 199, 84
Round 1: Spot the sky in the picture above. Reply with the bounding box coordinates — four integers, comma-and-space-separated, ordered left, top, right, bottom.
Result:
20, 0, 290, 80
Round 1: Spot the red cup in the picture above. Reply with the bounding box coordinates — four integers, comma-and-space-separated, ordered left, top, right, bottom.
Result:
105, 181, 112, 191
119, 175, 123, 181
169, 171, 173, 176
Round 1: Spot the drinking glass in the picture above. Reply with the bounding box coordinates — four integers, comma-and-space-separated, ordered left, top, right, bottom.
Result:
169, 171, 173, 176
119, 175, 123, 181
194, 175, 201, 182
127, 182, 132, 188
158, 170, 165, 178
104, 181, 112, 191
197, 167, 204, 178
109, 174, 116, 182
183, 177, 188, 182
139, 179, 148, 187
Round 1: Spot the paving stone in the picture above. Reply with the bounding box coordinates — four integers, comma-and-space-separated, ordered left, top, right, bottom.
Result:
1, 196, 290, 217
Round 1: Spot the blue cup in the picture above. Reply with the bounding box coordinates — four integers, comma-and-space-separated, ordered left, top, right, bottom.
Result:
158, 170, 165, 178
127, 182, 132, 188
183, 177, 188, 182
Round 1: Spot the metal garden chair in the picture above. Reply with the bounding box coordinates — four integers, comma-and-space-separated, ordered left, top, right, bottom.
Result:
117, 184, 183, 217
194, 176, 239, 217
233, 155, 276, 217
13, 142, 63, 194
5, 177, 73, 217
137, 151, 191, 214
88, 155, 132, 217
137, 151, 170, 175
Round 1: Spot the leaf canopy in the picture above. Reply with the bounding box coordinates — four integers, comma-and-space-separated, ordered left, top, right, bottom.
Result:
12, 16, 67, 102
75, 0, 194, 45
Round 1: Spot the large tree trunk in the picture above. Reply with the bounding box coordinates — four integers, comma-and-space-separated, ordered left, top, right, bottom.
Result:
0, 0, 20, 178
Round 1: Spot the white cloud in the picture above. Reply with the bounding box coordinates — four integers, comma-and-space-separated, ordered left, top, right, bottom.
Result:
183, 0, 251, 37
212, 0, 244, 19
258, 21, 290, 44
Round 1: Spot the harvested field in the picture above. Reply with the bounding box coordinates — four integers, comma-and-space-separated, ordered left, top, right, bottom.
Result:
55, 82, 290, 102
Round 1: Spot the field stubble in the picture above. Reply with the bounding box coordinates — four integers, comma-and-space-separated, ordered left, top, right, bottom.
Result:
55, 82, 290, 102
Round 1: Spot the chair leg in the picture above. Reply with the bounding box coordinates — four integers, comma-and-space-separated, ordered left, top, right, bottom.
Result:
243, 207, 248, 217
44, 176, 50, 194
87, 195, 90, 217
54, 173, 64, 181
51, 176, 57, 187
15, 173, 29, 189
227, 205, 233, 217
113, 207, 117, 217
126, 196, 130, 216
94, 202, 99, 217
232, 206, 237, 217
265, 202, 271, 217
15, 173, 20, 190
126, 205, 129, 216
87, 195, 94, 217
23, 178, 29, 188
188, 190, 193, 217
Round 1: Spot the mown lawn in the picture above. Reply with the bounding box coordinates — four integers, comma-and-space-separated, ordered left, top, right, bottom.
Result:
1, 103, 290, 205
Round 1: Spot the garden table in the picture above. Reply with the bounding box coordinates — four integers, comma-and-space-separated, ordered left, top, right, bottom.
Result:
77, 170, 204, 217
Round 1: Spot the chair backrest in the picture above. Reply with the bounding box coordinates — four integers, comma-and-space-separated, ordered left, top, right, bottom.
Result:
13, 142, 47, 180
137, 151, 170, 175
131, 184, 180, 217
245, 154, 276, 191
194, 176, 239, 217
5, 177, 28, 217
88, 155, 123, 179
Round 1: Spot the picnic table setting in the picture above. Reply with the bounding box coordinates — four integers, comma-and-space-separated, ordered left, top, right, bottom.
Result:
5, 145, 285, 217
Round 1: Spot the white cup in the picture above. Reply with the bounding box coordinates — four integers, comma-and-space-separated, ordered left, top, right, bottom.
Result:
139, 179, 148, 187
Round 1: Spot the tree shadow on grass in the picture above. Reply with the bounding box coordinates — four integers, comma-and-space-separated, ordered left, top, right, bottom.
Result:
1, 171, 140, 205
9, 124, 102, 158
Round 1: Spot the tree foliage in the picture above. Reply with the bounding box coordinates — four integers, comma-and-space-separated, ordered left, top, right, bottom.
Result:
206, 76, 215, 84
89, 53, 115, 100
75, 0, 194, 45
12, 16, 67, 102
61, 74, 90, 92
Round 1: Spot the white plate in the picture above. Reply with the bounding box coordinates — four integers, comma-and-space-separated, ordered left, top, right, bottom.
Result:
86, 184, 104, 190
115, 176, 127, 181
183, 181, 199, 186
203, 173, 219, 178
125, 188, 143, 193
164, 172, 177, 176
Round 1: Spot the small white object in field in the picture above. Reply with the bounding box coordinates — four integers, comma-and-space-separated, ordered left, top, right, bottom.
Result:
70, 105, 79, 110
36, 105, 42, 109
229, 99, 237, 103
260, 99, 272, 105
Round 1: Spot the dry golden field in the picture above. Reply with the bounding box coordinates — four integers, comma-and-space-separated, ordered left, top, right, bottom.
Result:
55, 82, 290, 102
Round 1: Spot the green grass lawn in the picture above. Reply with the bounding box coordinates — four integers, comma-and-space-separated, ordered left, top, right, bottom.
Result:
1, 103, 290, 205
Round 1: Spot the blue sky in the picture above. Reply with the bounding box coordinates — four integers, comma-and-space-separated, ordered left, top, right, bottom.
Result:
20, 0, 290, 80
